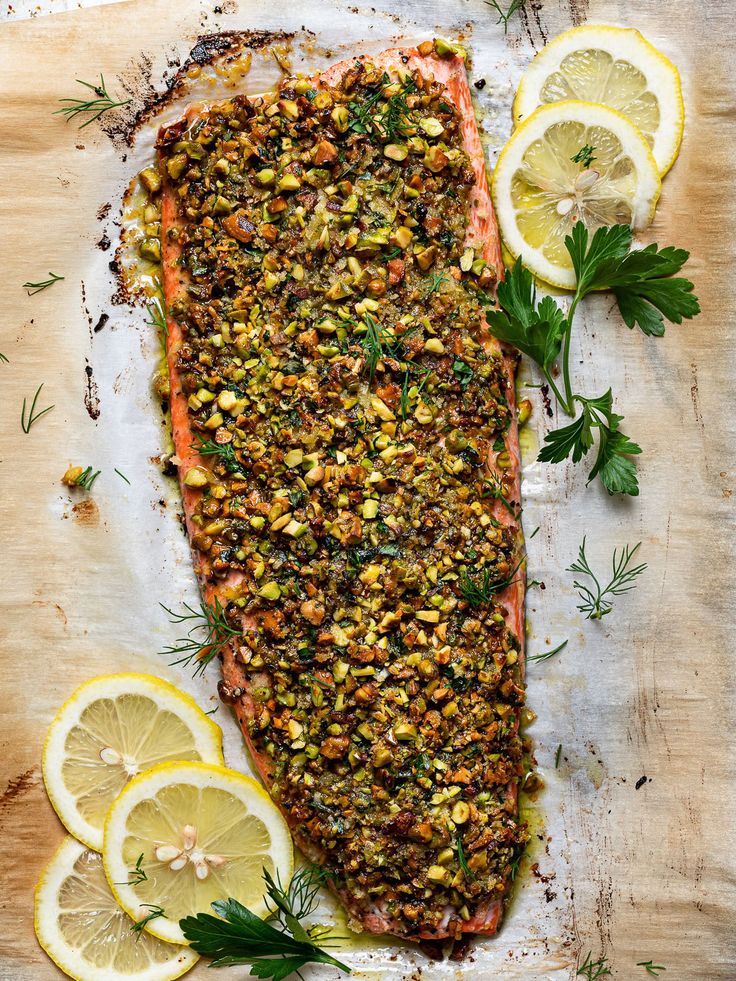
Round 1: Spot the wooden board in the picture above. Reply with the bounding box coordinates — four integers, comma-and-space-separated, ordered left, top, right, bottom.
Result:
0, 0, 734, 978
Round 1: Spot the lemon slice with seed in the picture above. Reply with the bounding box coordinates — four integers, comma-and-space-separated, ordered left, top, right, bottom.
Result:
103, 761, 293, 945
513, 24, 684, 175
492, 100, 660, 289
43, 674, 224, 851
35, 836, 198, 981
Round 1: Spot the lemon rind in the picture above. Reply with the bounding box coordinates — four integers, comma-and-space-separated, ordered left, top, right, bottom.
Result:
512, 23, 684, 175
492, 99, 661, 290
43, 673, 224, 851
103, 760, 294, 946
34, 835, 199, 981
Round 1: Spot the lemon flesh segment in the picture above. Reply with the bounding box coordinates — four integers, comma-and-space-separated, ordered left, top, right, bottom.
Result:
492, 100, 660, 290
104, 761, 294, 945
43, 673, 224, 851
513, 24, 684, 175
35, 836, 198, 981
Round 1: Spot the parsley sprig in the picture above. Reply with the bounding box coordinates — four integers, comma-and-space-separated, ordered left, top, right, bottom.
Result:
180, 866, 350, 980
486, 224, 699, 496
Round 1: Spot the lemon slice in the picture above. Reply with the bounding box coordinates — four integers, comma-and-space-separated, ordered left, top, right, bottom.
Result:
35, 836, 198, 981
513, 25, 684, 175
103, 761, 293, 945
43, 674, 224, 851
492, 100, 660, 289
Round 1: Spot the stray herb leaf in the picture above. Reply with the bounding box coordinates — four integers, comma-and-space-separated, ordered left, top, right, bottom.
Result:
456, 834, 475, 880
55, 74, 131, 129
131, 905, 166, 939
21, 384, 54, 434
485, 0, 526, 33
567, 538, 647, 620
555, 744, 562, 768
159, 597, 241, 676
571, 143, 596, 167
114, 468, 131, 484
481, 473, 518, 516
116, 853, 147, 887
527, 639, 568, 663
576, 952, 612, 979
193, 436, 243, 474
637, 961, 666, 976
459, 556, 524, 607
73, 466, 101, 491
146, 281, 169, 339
0, 353, 8, 364
23, 272, 64, 295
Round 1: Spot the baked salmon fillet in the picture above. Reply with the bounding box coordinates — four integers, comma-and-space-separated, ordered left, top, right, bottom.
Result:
156, 41, 527, 948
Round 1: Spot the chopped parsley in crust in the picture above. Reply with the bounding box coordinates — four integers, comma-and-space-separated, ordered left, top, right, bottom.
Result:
157, 48, 527, 945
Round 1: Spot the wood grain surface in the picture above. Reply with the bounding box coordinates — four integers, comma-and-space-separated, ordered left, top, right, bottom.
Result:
0, 1, 734, 978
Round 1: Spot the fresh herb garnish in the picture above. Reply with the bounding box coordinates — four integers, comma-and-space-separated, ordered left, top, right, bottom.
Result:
180, 865, 350, 979
73, 466, 101, 491
481, 473, 518, 516
456, 833, 475, 880
452, 358, 474, 390
637, 961, 666, 976
22, 272, 64, 295
192, 436, 242, 474
576, 952, 612, 979
0, 353, 9, 363
55, 74, 130, 129
146, 281, 168, 339
115, 468, 131, 484
567, 538, 647, 620
486, 224, 699, 495
459, 556, 524, 607
571, 143, 596, 167
116, 853, 147, 887
21, 384, 54, 434
485, 0, 526, 33
131, 905, 166, 938
537, 389, 643, 496
555, 744, 562, 768
426, 271, 448, 294
527, 639, 568, 663
159, 597, 241, 676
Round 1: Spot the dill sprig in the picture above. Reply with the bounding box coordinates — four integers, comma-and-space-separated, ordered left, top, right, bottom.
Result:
192, 436, 243, 474
146, 280, 168, 339
21, 384, 54, 434
458, 555, 524, 607
131, 905, 166, 939
116, 853, 147, 887
55, 74, 130, 129
576, 952, 611, 979
455, 834, 475, 881
572, 143, 597, 167
527, 639, 568, 664
425, 271, 448, 295
485, 0, 526, 33
73, 466, 102, 491
180, 865, 350, 977
22, 272, 64, 295
348, 72, 415, 141
637, 961, 666, 976
115, 468, 131, 485
159, 597, 241, 676
568, 538, 647, 619
481, 473, 518, 517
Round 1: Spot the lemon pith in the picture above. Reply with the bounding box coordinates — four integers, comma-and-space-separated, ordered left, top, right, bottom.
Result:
43, 673, 224, 851
35, 836, 198, 981
512, 24, 684, 175
103, 761, 294, 946
492, 100, 661, 289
